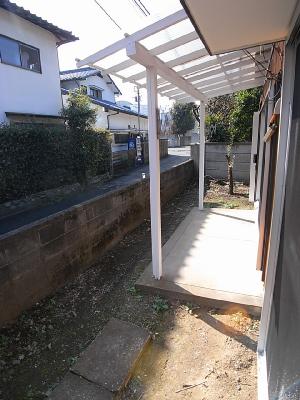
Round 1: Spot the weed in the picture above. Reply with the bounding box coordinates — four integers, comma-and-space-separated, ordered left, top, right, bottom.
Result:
152, 297, 169, 313
0, 334, 9, 348
224, 202, 236, 209
128, 286, 143, 300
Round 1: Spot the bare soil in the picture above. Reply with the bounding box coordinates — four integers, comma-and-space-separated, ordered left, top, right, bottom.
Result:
0, 180, 258, 400
124, 306, 259, 400
204, 178, 253, 210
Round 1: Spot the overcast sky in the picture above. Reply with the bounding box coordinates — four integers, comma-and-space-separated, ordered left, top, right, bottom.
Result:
15, 0, 182, 107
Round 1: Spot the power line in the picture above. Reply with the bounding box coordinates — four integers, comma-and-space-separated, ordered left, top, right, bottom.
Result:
136, 0, 150, 16
132, 0, 147, 16
93, 0, 122, 31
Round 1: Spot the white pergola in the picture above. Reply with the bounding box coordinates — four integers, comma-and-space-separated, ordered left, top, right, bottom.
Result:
77, 8, 270, 280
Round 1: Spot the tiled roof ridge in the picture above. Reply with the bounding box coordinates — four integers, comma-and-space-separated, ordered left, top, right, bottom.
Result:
0, 0, 78, 44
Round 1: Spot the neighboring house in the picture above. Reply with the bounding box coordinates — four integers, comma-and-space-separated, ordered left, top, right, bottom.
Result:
60, 67, 148, 145
0, 0, 78, 124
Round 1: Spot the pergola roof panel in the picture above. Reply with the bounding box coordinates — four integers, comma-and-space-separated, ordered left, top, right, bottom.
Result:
77, 8, 272, 101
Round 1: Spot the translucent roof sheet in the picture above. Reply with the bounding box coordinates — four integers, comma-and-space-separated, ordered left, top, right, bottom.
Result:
78, 8, 271, 101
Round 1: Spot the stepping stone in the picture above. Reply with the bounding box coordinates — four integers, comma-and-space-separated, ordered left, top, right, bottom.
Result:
71, 318, 151, 393
48, 372, 113, 400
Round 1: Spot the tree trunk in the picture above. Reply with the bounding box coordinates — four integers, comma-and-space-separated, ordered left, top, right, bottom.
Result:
226, 151, 234, 195
228, 163, 234, 195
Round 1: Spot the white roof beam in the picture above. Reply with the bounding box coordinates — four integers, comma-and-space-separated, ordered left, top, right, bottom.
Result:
171, 75, 265, 100
158, 57, 268, 93
77, 9, 188, 67
106, 31, 199, 74
126, 41, 207, 102
124, 47, 208, 83
206, 78, 265, 98
196, 71, 264, 92
216, 55, 234, 92
153, 48, 270, 87
87, 63, 143, 88
104, 31, 199, 74
143, 50, 248, 88
163, 66, 264, 96
203, 76, 265, 94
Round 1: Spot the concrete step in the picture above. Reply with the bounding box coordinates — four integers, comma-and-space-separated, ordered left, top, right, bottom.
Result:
48, 318, 151, 399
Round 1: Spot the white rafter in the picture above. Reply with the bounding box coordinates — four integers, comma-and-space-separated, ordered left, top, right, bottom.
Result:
104, 31, 200, 75
162, 66, 264, 97
123, 47, 208, 82
158, 56, 268, 93
77, 9, 188, 67
77, 8, 270, 103
126, 41, 207, 102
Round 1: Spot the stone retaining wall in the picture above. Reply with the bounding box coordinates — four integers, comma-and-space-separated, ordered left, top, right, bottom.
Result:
0, 160, 194, 326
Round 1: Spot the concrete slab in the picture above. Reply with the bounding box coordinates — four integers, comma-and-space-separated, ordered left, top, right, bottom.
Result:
48, 372, 113, 400
71, 318, 151, 393
136, 208, 263, 316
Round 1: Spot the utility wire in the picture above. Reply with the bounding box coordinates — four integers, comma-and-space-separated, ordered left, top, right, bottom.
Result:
133, 0, 148, 16
136, 0, 150, 15
93, 0, 122, 30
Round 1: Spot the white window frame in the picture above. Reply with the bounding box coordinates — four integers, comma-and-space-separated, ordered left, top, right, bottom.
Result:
89, 85, 103, 99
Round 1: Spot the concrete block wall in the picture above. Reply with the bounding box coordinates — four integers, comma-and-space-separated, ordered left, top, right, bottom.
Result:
191, 142, 251, 183
0, 160, 194, 326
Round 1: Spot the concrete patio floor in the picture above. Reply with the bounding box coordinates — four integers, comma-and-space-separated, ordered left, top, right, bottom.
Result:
136, 208, 264, 316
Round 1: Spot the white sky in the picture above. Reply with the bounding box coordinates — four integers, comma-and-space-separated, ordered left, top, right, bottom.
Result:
14, 0, 182, 108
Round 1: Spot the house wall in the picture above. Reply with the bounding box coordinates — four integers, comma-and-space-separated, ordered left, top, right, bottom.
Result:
0, 8, 63, 123
0, 159, 194, 326
109, 112, 148, 132
60, 75, 116, 103
61, 88, 148, 132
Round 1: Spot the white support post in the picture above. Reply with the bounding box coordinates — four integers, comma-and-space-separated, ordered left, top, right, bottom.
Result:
199, 100, 206, 210
146, 67, 162, 279
249, 111, 260, 202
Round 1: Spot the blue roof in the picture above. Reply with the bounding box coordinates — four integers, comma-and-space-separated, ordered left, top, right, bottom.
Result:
60, 67, 100, 81
61, 88, 147, 119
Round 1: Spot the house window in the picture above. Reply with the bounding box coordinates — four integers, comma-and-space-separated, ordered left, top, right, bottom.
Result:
0, 35, 41, 73
90, 87, 102, 99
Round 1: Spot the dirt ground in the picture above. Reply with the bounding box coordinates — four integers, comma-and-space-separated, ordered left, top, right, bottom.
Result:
124, 306, 259, 400
204, 178, 253, 210
0, 180, 259, 400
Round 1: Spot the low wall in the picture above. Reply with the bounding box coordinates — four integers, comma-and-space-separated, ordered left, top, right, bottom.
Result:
142, 138, 168, 163
191, 142, 251, 183
0, 160, 194, 326
112, 139, 168, 175
168, 135, 191, 147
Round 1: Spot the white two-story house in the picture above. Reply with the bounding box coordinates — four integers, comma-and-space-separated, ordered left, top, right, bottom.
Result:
60, 67, 148, 146
0, 0, 78, 124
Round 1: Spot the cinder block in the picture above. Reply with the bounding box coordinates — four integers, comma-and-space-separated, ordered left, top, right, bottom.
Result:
0, 229, 39, 265
39, 218, 65, 245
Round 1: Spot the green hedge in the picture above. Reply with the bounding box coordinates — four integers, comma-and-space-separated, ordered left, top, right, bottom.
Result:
0, 124, 111, 203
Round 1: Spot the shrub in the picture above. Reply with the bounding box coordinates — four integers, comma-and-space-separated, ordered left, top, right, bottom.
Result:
0, 124, 111, 203
62, 88, 97, 132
